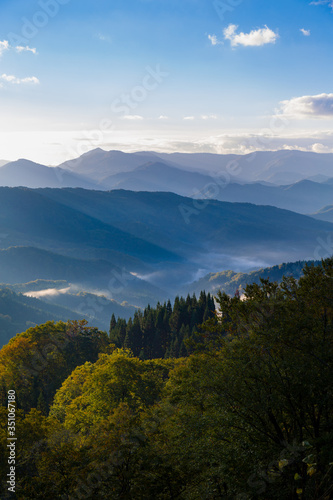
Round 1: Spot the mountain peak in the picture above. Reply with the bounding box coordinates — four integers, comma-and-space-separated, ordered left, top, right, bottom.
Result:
80, 147, 107, 157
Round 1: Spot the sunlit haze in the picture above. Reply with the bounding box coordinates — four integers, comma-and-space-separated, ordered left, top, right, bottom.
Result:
0, 0, 332, 164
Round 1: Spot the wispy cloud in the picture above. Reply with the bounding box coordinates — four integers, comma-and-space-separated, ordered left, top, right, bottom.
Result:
310, 0, 333, 9
300, 28, 311, 36
164, 132, 333, 155
95, 33, 112, 43
183, 115, 218, 121
16, 45, 37, 54
0, 40, 9, 56
278, 93, 333, 118
0, 40, 37, 55
223, 24, 278, 47
201, 114, 218, 120
122, 115, 144, 120
0, 74, 40, 85
158, 115, 169, 120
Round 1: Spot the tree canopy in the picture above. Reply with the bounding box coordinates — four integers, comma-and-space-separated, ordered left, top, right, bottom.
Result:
0, 260, 332, 499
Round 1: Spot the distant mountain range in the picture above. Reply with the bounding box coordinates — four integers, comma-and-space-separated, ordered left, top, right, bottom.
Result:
153, 150, 333, 184
0, 286, 86, 347
0, 187, 332, 303
1, 148, 331, 346
179, 260, 320, 297
311, 205, 333, 223
58, 148, 160, 181
59, 148, 333, 185
99, 161, 216, 197
1, 149, 332, 215
0, 282, 137, 348
0, 159, 97, 189
0, 246, 166, 307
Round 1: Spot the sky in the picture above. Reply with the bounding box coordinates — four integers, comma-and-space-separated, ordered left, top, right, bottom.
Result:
0, 0, 332, 165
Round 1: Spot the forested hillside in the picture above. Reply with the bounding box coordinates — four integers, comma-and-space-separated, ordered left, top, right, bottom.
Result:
109, 291, 215, 359
0, 260, 332, 499
183, 259, 321, 296
0, 287, 86, 347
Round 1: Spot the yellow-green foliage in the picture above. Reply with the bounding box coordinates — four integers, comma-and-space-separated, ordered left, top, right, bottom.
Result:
50, 350, 178, 433
0, 261, 333, 499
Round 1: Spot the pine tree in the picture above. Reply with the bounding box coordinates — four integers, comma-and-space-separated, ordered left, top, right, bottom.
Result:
109, 313, 117, 336
124, 313, 143, 356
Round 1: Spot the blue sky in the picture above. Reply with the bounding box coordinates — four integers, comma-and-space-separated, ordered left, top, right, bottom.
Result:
0, 0, 332, 164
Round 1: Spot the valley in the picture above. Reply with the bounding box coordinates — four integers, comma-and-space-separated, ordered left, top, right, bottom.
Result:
0, 148, 332, 344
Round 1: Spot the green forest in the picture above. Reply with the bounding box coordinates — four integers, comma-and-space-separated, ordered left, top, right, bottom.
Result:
0, 259, 332, 499
109, 291, 216, 359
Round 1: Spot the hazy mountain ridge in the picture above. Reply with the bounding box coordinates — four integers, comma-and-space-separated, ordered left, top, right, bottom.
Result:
0, 159, 97, 189
0, 187, 179, 263
0, 286, 86, 347
1, 150, 332, 216
137, 150, 333, 183
0, 277, 139, 347
98, 161, 217, 197
180, 259, 320, 297
58, 148, 162, 181
36, 187, 333, 257
0, 257, 324, 348
310, 205, 333, 223
54, 149, 333, 186
0, 246, 167, 307
2, 148, 332, 183
0, 187, 332, 301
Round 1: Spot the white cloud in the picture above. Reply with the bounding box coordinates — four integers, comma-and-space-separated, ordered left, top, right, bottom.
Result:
0, 74, 40, 85
16, 45, 37, 54
158, 115, 169, 120
0, 41, 37, 56
0, 40, 9, 56
183, 116, 195, 120
1, 74, 16, 83
278, 93, 333, 119
223, 24, 278, 47
208, 34, 220, 46
300, 28, 311, 36
201, 114, 218, 120
122, 115, 144, 120
20, 76, 40, 84
311, 142, 332, 153
181, 132, 333, 155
